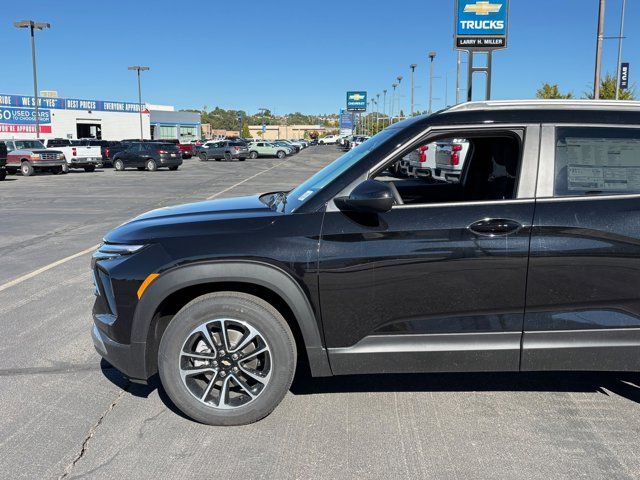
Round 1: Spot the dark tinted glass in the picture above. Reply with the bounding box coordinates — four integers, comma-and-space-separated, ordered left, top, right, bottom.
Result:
555, 127, 640, 196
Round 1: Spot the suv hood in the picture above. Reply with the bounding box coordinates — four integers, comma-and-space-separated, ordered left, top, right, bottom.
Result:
105, 194, 278, 244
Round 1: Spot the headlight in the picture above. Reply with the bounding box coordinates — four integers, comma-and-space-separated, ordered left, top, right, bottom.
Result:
93, 243, 145, 261
58, 154, 65, 160
31, 154, 41, 160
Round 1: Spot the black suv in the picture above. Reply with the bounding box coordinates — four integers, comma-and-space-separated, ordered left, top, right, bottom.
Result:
111, 142, 182, 171
92, 100, 640, 425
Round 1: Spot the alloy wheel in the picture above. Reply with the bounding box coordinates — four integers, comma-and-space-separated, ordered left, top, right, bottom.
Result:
179, 318, 272, 409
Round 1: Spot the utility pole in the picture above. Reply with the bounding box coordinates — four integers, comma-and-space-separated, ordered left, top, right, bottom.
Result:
410, 64, 417, 116
376, 93, 380, 129
14, 20, 50, 138
128, 66, 150, 140
594, 0, 606, 99
615, 0, 627, 100
428, 51, 437, 114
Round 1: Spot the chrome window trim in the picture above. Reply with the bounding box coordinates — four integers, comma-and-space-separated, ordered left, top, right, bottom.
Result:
326, 123, 539, 213
536, 123, 640, 199
536, 193, 640, 203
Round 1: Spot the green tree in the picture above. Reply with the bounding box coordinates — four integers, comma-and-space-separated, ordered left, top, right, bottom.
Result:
536, 83, 573, 99
242, 122, 250, 138
584, 73, 636, 100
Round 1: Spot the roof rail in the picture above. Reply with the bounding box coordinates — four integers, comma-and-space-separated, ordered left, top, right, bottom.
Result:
447, 99, 640, 112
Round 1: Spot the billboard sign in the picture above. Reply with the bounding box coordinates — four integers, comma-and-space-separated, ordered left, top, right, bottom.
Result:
620, 63, 630, 90
455, 0, 509, 50
346, 91, 367, 112
0, 106, 52, 134
339, 110, 354, 129
0, 93, 142, 113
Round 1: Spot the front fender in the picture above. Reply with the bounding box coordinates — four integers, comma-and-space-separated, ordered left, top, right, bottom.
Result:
131, 260, 332, 378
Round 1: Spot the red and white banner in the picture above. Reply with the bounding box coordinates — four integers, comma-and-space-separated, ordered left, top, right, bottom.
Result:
0, 124, 52, 134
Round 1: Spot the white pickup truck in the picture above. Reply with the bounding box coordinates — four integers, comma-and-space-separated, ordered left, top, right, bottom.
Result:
42, 138, 102, 172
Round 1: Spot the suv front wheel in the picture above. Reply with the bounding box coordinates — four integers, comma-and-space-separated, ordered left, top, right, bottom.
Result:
158, 291, 297, 426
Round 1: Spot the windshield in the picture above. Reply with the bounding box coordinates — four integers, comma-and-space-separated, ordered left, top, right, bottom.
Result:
16, 140, 46, 149
284, 127, 400, 212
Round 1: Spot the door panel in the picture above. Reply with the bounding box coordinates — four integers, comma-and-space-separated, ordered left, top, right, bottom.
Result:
522, 197, 640, 371
319, 201, 535, 374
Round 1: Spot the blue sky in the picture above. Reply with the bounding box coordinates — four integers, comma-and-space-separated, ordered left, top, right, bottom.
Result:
2, 0, 638, 114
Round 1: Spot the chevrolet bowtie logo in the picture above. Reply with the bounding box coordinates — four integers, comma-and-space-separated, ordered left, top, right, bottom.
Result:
464, 1, 502, 15
349, 94, 365, 101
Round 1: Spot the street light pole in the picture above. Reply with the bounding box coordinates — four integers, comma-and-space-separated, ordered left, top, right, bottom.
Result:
456, 50, 462, 104
428, 51, 437, 114
396, 76, 403, 119
382, 89, 387, 126
615, 0, 627, 100
128, 66, 150, 140
391, 83, 398, 123
410, 64, 417, 116
376, 93, 380, 130
14, 20, 50, 138
594, 0, 606, 99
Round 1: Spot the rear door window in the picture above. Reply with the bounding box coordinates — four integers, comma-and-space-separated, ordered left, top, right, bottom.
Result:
555, 127, 640, 196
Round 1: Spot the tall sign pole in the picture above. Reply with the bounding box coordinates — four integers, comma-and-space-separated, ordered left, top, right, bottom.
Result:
594, 0, 606, 99
454, 0, 509, 102
615, 0, 626, 100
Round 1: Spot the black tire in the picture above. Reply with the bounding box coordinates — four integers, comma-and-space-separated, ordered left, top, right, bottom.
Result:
276, 150, 285, 159
239, 157, 246, 162
199, 153, 208, 161
51, 166, 62, 175
158, 292, 296, 426
61, 163, 69, 174
21, 161, 34, 176
84, 165, 96, 172
249, 151, 258, 159
0, 169, 5, 181
114, 159, 125, 171
169, 166, 179, 171
146, 159, 157, 171
224, 152, 232, 162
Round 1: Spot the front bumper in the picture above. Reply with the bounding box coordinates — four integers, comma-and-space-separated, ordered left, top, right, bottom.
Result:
159, 156, 183, 166
32, 160, 66, 168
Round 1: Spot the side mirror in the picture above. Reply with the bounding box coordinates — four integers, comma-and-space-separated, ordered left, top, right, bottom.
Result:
335, 179, 395, 213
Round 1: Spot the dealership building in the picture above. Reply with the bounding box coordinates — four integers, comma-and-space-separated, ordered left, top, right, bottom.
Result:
0, 93, 201, 141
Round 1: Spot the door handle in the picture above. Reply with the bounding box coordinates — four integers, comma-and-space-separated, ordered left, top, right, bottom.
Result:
468, 218, 522, 236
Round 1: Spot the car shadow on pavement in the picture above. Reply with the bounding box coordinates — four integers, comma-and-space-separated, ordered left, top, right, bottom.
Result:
290, 368, 640, 405
101, 358, 640, 415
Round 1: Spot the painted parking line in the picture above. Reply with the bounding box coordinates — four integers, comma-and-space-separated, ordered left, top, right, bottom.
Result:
206, 159, 289, 200
0, 158, 292, 293
0, 244, 101, 293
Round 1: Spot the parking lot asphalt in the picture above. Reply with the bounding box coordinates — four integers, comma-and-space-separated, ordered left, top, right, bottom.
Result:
1, 146, 640, 479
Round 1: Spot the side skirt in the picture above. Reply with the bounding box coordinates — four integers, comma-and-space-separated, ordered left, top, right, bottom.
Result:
328, 332, 522, 375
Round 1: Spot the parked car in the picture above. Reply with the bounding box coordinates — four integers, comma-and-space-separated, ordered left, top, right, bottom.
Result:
272, 142, 295, 155
398, 142, 438, 179
433, 139, 471, 183
318, 134, 340, 145
153, 139, 194, 159
2, 139, 66, 176
248, 141, 289, 159
92, 99, 640, 426
0, 141, 6, 181
274, 140, 300, 153
74, 139, 123, 167
42, 138, 102, 172
112, 142, 182, 171
198, 141, 249, 162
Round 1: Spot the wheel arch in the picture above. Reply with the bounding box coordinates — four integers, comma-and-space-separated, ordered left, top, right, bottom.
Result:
132, 260, 331, 380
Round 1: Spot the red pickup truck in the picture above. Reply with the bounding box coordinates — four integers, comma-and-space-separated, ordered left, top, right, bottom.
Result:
2, 139, 66, 176
150, 139, 193, 158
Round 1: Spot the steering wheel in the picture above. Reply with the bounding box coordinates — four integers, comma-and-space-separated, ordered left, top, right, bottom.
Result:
387, 181, 404, 205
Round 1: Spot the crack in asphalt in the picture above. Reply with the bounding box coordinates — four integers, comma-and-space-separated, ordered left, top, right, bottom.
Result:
57, 382, 130, 480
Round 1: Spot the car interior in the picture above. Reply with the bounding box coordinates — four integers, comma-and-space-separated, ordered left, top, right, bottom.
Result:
375, 132, 522, 206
